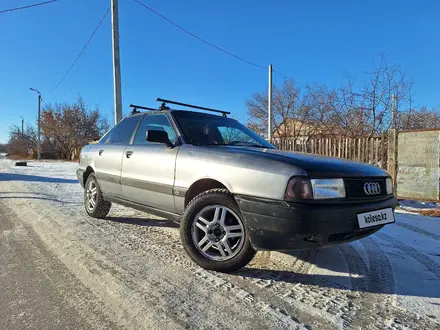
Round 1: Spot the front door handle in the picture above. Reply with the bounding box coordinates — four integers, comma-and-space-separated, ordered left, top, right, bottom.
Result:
126, 151, 133, 158
99, 149, 104, 156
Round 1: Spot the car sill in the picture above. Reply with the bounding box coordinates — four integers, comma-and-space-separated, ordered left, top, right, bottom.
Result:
104, 195, 181, 222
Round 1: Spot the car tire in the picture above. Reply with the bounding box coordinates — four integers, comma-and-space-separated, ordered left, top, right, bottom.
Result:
180, 189, 256, 273
84, 173, 111, 219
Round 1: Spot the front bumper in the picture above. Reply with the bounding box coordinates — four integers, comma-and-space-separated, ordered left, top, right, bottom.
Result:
235, 195, 397, 250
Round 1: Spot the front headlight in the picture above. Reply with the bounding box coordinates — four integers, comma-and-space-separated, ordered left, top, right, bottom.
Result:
386, 177, 393, 194
311, 178, 346, 199
285, 177, 346, 200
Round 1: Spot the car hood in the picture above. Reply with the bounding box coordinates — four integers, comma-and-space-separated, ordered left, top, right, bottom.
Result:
207, 146, 389, 178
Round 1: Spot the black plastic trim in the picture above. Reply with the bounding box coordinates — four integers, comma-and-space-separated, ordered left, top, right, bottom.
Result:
96, 172, 120, 185
76, 169, 85, 187
121, 177, 173, 195
105, 195, 181, 222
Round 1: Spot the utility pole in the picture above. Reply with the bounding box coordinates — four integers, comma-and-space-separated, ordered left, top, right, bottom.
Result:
268, 64, 273, 141
38, 94, 41, 160
20, 116, 24, 138
111, 0, 123, 125
30, 88, 41, 160
391, 94, 396, 129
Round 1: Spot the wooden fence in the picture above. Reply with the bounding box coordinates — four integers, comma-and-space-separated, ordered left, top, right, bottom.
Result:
272, 134, 388, 169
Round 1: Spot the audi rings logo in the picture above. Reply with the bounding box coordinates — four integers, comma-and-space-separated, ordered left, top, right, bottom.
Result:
363, 182, 381, 195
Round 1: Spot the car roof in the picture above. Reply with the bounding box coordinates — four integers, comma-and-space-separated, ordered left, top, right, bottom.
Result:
169, 109, 232, 119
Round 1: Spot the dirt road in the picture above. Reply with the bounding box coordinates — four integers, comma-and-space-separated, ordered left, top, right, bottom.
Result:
0, 159, 439, 329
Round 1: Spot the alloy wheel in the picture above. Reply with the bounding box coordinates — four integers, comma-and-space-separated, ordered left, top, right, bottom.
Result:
191, 205, 245, 261
86, 180, 97, 211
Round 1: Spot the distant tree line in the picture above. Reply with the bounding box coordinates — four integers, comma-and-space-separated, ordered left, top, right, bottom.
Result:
7, 96, 109, 160
247, 53, 440, 139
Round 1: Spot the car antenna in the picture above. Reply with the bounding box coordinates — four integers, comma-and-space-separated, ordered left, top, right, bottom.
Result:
156, 98, 230, 117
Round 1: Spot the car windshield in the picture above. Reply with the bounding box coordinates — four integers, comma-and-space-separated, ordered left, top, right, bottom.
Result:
172, 111, 275, 148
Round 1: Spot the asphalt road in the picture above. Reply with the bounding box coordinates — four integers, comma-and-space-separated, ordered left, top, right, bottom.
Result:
0, 201, 115, 330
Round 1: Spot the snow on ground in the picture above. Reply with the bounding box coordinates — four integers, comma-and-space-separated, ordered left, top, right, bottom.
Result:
399, 199, 440, 213
1, 158, 440, 329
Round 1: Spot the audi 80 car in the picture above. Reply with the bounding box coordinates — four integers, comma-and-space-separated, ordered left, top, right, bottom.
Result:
77, 99, 397, 272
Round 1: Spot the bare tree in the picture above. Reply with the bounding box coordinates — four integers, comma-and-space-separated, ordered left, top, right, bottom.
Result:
319, 53, 412, 137
246, 79, 330, 139
7, 124, 38, 157
397, 107, 440, 130
246, 53, 413, 139
318, 78, 373, 138
356, 52, 410, 135
41, 96, 109, 159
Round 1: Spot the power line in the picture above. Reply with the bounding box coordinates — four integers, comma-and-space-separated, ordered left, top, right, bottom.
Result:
273, 69, 291, 81
48, 7, 110, 96
0, 0, 58, 15
133, 0, 295, 81
133, 0, 266, 70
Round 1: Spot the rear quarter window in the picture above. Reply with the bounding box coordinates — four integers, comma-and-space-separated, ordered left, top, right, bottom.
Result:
107, 116, 142, 145
97, 128, 113, 144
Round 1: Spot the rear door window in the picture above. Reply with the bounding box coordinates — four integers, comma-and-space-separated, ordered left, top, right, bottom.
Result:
133, 114, 177, 145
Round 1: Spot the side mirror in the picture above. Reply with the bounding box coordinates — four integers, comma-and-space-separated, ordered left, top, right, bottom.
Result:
146, 130, 174, 148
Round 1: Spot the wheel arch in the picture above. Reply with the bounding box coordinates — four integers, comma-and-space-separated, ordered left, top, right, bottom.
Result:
184, 178, 231, 207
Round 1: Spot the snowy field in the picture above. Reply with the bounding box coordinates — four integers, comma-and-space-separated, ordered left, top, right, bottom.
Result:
0, 158, 439, 329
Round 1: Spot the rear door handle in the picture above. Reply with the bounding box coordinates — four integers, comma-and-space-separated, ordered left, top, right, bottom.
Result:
126, 151, 133, 158
99, 149, 104, 156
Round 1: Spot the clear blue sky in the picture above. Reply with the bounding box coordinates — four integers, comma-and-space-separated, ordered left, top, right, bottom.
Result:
1, 0, 439, 143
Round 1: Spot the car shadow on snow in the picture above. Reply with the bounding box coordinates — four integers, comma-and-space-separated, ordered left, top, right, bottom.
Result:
0, 173, 77, 184
104, 216, 180, 228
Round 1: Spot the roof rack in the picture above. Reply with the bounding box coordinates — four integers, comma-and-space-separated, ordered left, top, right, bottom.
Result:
156, 98, 230, 117
129, 104, 157, 115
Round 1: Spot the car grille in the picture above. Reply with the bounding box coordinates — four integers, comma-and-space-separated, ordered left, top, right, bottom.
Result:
344, 178, 387, 198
